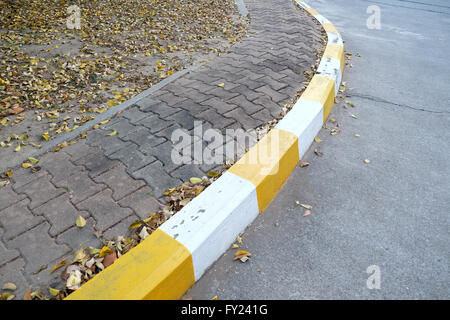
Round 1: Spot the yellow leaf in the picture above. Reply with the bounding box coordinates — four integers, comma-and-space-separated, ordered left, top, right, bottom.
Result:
22, 163, 32, 168
128, 220, 143, 229
189, 177, 203, 184
211, 295, 218, 300
354, 134, 360, 138
2, 282, 16, 291
28, 157, 39, 164
231, 243, 239, 249
217, 83, 225, 87
14, 144, 21, 152
364, 159, 371, 164
48, 288, 60, 297
76, 215, 86, 228
100, 119, 110, 125
42, 132, 50, 141
99, 246, 113, 258
80, 132, 87, 139
236, 236, 243, 243
5, 171, 13, 178
108, 130, 117, 136
51, 259, 68, 273
314, 137, 323, 143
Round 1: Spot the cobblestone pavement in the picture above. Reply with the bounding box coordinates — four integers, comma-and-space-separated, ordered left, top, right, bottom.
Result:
0, 0, 323, 298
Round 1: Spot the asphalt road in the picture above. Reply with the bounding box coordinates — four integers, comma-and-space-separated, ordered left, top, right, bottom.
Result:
185, 0, 450, 299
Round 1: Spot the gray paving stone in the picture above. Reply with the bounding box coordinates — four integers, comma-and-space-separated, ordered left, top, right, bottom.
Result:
7, 222, 71, 277
255, 85, 290, 103
15, 175, 65, 210
164, 109, 197, 130
229, 84, 263, 102
62, 139, 99, 162
102, 214, 140, 241
226, 95, 265, 115
136, 114, 172, 133
94, 164, 145, 201
74, 150, 119, 178
0, 258, 30, 300
104, 117, 138, 138
76, 189, 133, 231
252, 96, 283, 118
200, 97, 238, 114
132, 161, 181, 197
33, 194, 90, 237
224, 108, 264, 130
0, 199, 45, 241
122, 126, 166, 147
0, 185, 26, 211
121, 106, 149, 124
135, 96, 161, 112
56, 217, 102, 251
10, 166, 47, 190
157, 91, 187, 106
139, 140, 182, 172
170, 164, 206, 181
108, 143, 157, 172
0, 231, 20, 265
118, 186, 161, 220
178, 100, 210, 115
40, 151, 85, 184
196, 109, 235, 130
53, 171, 105, 204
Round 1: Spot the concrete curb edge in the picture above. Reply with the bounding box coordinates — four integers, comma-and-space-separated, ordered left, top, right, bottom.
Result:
66, 0, 344, 300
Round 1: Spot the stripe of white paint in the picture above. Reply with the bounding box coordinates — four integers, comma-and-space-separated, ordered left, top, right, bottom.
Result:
275, 99, 324, 160
313, 14, 331, 24
295, 0, 310, 9
316, 57, 342, 95
159, 171, 259, 280
327, 32, 344, 47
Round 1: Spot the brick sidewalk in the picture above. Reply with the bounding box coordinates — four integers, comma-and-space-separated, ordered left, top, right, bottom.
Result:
0, 0, 323, 299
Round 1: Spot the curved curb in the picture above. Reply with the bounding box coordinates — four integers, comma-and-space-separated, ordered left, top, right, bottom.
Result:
66, 0, 344, 300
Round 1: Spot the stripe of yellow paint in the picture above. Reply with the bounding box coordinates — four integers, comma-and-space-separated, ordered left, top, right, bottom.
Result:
229, 128, 299, 212
65, 229, 194, 300
322, 23, 339, 35
305, 8, 319, 16
301, 75, 335, 122
323, 43, 344, 74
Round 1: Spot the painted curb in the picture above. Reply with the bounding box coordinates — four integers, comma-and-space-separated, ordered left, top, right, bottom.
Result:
66, 0, 344, 300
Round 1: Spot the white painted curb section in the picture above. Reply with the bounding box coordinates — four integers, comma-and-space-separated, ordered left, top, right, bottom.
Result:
160, 172, 259, 280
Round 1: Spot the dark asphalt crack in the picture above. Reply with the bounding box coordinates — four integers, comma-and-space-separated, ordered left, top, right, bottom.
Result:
350, 92, 450, 114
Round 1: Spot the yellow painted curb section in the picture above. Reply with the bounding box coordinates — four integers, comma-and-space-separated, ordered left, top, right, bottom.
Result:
301, 75, 335, 122
322, 23, 340, 35
305, 8, 319, 16
229, 128, 299, 212
323, 44, 345, 73
66, 229, 195, 300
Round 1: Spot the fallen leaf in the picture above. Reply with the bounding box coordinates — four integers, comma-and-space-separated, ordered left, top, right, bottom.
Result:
12, 107, 24, 114
189, 177, 203, 184
211, 295, 218, 300
231, 243, 239, 249
102, 252, 117, 268
76, 215, 86, 228
108, 130, 117, 136
303, 210, 311, 216
314, 137, 323, 143
233, 250, 251, 261
207, 170, 221, 178
364, 159, 371, 164
33, 265, 47, 274
28, 157, 39, 164
24, 288, 32, 300
217, 83, 225, 87
314, 149, 323, 157
2, 282, 17, 291
300, 204, 312, 210
42, 132, 50, 141
21, 162, 32, 168
14, 144, 21, 152
354, 134, 360, 138
300, 161, 309, 167
51, 259, 69, 273
5, 171, 13, 178
48, 287, 60, 297
99, 246, 113, 258
350, 114, 358, 119
236, 236, 243, 243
